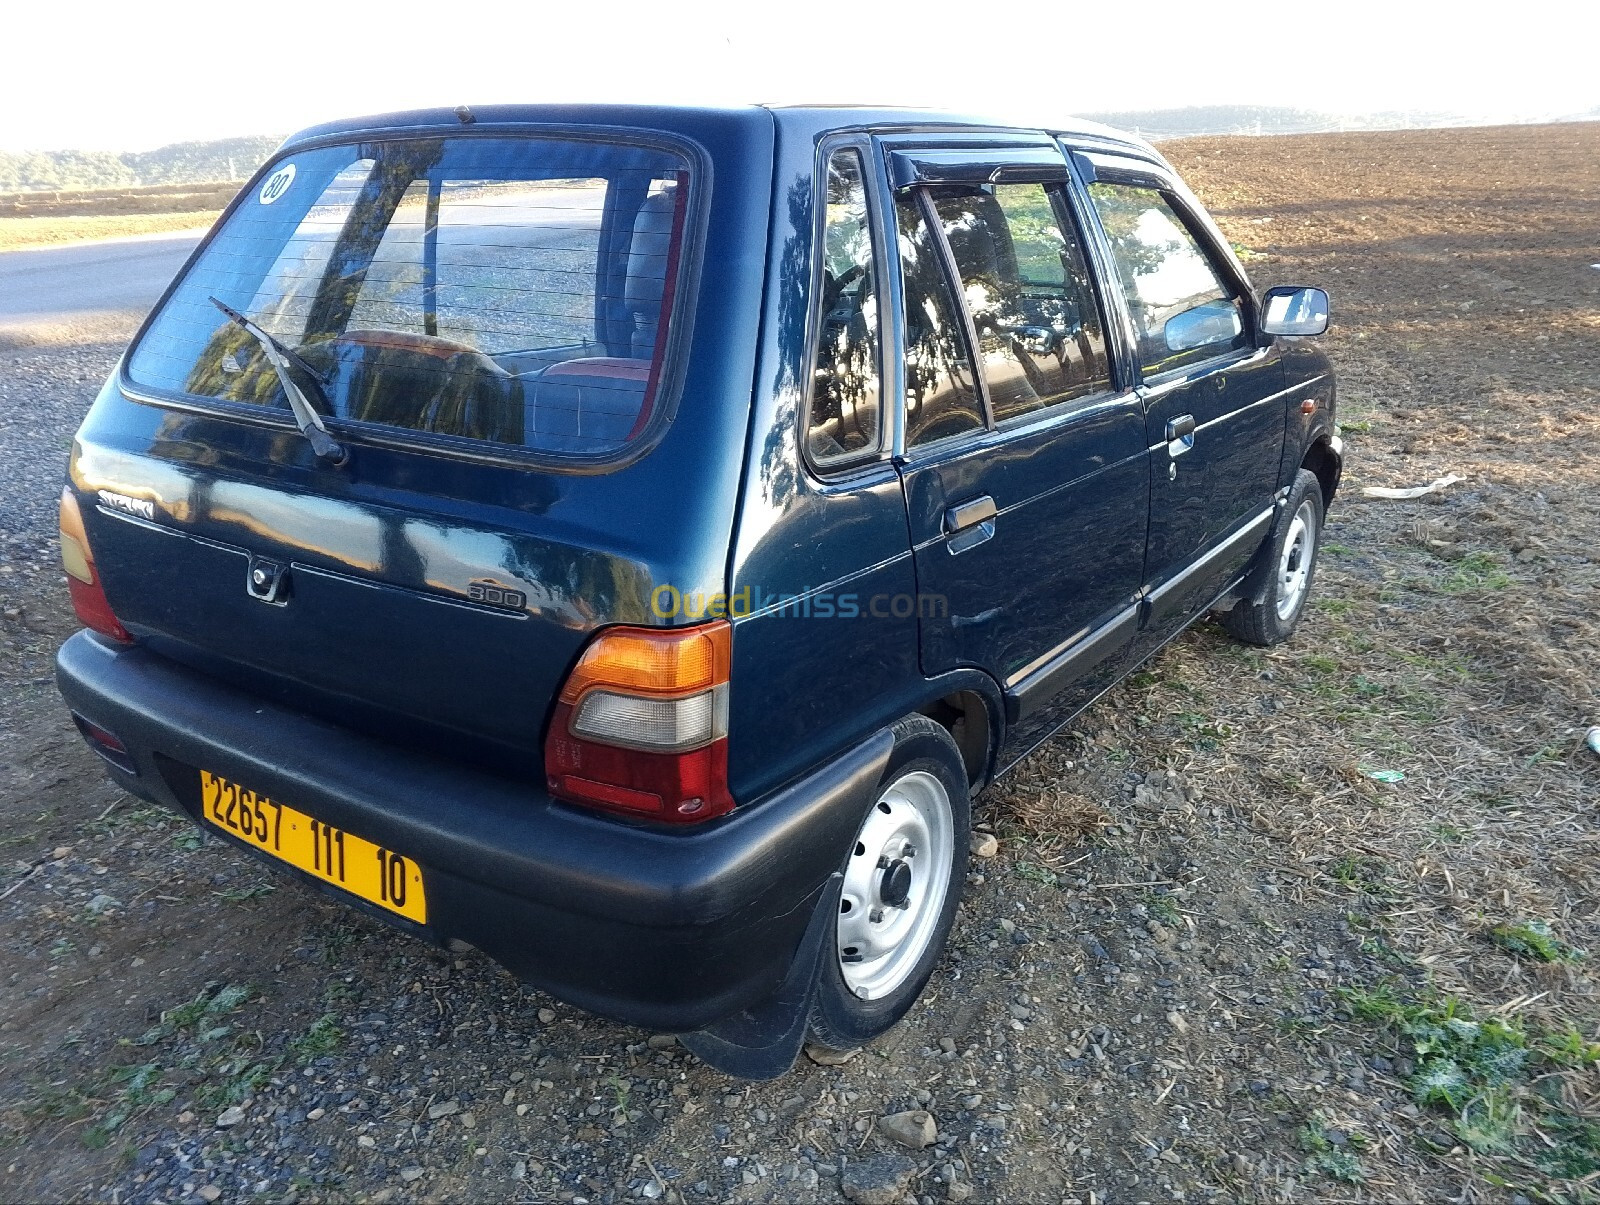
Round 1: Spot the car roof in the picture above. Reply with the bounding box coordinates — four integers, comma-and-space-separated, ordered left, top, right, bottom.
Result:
278, 103, 1167, 166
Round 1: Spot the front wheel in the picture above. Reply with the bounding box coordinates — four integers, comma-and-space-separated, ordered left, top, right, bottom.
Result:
1222, 468, 1324, 646
807, 714, 970, 1051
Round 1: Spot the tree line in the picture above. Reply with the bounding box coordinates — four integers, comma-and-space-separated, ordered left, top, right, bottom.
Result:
0, 135, 280, 193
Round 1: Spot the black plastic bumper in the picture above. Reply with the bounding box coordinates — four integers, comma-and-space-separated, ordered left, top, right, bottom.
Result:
56, 631, 892, 1036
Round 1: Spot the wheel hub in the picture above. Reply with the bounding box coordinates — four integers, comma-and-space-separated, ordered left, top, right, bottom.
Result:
879, 858, 913, 908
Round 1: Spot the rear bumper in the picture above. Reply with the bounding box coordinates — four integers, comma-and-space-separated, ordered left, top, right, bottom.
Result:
56, 631, 891, 1034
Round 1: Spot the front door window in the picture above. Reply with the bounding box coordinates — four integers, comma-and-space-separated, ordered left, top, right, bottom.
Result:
1087, 183, 1248, 376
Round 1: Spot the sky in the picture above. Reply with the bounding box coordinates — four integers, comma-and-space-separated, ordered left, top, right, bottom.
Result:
3, 0, 1597, 152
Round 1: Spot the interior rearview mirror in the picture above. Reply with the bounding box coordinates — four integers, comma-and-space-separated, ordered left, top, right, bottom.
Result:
1259, 286, 1330, 337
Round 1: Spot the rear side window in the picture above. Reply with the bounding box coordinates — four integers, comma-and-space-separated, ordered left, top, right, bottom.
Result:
805, 150, 883, 467
1086, 183, 1246, 376
126, 136, 692, 459
895, 194, 984, 448
929, 182, 1110, 422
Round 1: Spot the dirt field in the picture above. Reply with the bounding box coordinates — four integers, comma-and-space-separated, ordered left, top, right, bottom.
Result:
1, 122, 1596, 1204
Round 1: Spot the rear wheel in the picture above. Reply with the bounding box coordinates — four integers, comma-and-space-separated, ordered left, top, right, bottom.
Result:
808, 715, 969, 1051
1222, 468, 1324, 646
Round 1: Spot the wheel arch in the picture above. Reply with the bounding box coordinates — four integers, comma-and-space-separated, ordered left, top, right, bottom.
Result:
911, 668, 1006, 794
1301, 431, 1344, 511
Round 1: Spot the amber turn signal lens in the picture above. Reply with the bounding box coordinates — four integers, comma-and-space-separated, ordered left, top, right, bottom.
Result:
558, 620, 731, 703
59, 487, 96, 583
59, 487, 133, 643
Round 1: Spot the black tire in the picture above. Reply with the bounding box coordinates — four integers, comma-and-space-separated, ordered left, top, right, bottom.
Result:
807, 714, 970, 1051
1222, 468, 1325, 647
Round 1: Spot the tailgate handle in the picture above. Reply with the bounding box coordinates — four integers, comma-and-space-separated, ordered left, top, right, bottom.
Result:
944, 495, 997, 555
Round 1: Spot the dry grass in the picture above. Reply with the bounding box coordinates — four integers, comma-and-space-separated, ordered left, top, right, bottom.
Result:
0, 211, 217, 252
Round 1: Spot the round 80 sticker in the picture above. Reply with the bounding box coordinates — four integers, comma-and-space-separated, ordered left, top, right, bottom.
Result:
259, 163, 296, 205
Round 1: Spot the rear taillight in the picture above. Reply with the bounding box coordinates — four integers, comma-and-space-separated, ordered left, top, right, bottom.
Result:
59, 487, 132, 643
545, 620, 734, 824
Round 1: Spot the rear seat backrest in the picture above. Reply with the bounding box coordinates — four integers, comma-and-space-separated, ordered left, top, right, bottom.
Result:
625, 186, 678, 360
522, 185, 677, 453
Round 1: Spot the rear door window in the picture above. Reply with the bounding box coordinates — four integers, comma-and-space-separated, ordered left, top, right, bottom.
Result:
895, 194, 984, 449
1086, 183, 1247, 376
126, 136, 693, 459
928, 182, 1111, 422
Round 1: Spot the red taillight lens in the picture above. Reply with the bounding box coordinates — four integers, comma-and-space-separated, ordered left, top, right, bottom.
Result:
60, 487, 132, 643
545, 621, 734, 824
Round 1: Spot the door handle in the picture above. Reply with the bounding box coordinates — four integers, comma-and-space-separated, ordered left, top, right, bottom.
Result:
1166, 414, 1195, 458
944, 495, 997, 555
945, 495, 996, 533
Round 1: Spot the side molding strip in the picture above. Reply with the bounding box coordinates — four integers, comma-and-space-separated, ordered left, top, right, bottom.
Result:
1004, 603, 1141, 724
1142, 507, 1275, 627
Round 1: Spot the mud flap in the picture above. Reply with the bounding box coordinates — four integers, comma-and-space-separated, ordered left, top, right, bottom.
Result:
1236, 491, 1293, 608
680, 872, 843, 1079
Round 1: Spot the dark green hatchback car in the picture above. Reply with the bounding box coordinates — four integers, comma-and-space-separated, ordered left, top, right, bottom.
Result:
56, 104, 1339, 1076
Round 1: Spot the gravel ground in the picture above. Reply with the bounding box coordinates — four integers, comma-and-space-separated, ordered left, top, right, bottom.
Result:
2, 123, 1597, 1205
0, 340, 119, 586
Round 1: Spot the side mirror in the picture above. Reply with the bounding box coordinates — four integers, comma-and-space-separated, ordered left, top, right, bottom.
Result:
1259, 286, 1329, 337
1164, 299, 1243, 352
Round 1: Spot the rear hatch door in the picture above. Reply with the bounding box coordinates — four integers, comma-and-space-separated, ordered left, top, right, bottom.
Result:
73, 121, 755, 770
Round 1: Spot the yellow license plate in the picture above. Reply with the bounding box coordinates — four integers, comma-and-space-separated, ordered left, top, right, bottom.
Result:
199, 770, 427, 924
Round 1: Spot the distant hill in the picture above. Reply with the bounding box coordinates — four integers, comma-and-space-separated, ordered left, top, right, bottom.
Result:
1081, 105, 1600, 140
6, 110, 1598, 191
0, 136, 280, 193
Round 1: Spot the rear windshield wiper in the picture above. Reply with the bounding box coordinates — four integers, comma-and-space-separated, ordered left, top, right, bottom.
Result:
209, 297, 348, 467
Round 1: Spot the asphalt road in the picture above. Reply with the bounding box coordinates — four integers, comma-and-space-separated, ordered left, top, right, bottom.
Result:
0, 231, 201, 346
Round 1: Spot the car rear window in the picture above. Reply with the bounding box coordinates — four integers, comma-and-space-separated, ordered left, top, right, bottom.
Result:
126, 135, 692, 459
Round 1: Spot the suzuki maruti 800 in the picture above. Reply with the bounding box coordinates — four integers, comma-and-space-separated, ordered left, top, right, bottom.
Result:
55, 105, 1339, 1076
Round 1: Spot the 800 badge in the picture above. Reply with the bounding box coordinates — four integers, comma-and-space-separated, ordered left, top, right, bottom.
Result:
468, 579, 526, 610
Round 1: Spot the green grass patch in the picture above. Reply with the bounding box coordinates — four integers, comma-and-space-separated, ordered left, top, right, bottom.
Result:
197, 1057, 278, 1107
1145, 892, 1181, 926
136, 982, 252, 1046
85, 802, 171, 839
20, 1078, 97, 1124
1340, 983, 1600, 1182
1490, 920, 1583, 964
1328, 855, 1395, 899
1299, 1114, 1366, 1183
1176, 711, 1231, 749
292, 1013, 344, 1063
82, 1062, 173, 1149
1439, 552, 1510, 595
1012, 861, 1060, 887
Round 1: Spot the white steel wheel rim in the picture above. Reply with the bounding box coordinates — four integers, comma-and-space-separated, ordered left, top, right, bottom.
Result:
1276, 498, 1318, 621
836, 769, 954, 1001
